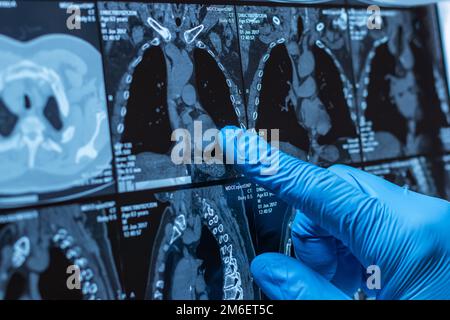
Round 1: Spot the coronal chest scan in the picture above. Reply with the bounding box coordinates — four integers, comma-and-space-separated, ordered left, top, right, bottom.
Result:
238, 6, 361, 166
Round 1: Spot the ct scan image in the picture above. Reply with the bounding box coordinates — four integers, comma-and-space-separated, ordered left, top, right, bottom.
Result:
437, 154, 450, 200
0, 1, 115, 208
364, 157, 441, 197
0, 200, 123, 300
99, 2, 247, 192
113, 184, 258, 300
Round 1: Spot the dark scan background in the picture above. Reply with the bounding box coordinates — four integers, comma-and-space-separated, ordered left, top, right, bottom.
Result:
0, 0, 449, 301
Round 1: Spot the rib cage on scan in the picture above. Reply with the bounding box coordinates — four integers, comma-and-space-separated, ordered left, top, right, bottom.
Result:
237, 6, 361, 166
146, 184, 257, 300
348, 7, 450, 162
99, 2, 246, 192
0, 1, 114, 208
0, 202, 123, 300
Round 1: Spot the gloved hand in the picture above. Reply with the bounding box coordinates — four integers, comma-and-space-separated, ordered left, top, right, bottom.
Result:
219, 126, 450, 300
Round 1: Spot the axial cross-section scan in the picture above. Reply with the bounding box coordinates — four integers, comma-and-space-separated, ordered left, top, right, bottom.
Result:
237, 5, 362, 166
0, 1, 115, 208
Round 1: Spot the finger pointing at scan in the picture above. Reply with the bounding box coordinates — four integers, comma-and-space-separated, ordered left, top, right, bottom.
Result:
218, 126, 393, 266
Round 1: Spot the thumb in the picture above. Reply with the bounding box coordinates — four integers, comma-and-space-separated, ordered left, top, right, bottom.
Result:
251, 253, 349, 300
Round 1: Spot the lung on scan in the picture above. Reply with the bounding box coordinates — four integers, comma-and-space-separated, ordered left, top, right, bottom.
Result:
313, 46, 358, 146
122, 45, 173, 155
43, 96, 63, 131
194, 47, 239, 129
257, 44, 310, 153
0, 97, 18, 137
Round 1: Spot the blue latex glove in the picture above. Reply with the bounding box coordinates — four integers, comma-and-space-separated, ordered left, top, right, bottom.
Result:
219, 126, 450, 300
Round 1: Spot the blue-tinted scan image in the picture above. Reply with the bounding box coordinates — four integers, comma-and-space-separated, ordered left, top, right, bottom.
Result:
0, 1, 114, 208
118, 184, 258, 300
99, 2, 246, 192
237, 5, 362, 166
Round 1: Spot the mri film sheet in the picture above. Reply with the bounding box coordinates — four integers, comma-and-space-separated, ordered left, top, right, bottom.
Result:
135, 184, 258, 300
99, 2, 246, 192
349, 6, 450, 162
0, 200, 123, 300
236, 5, 362, 166
0, 1, 115, 208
